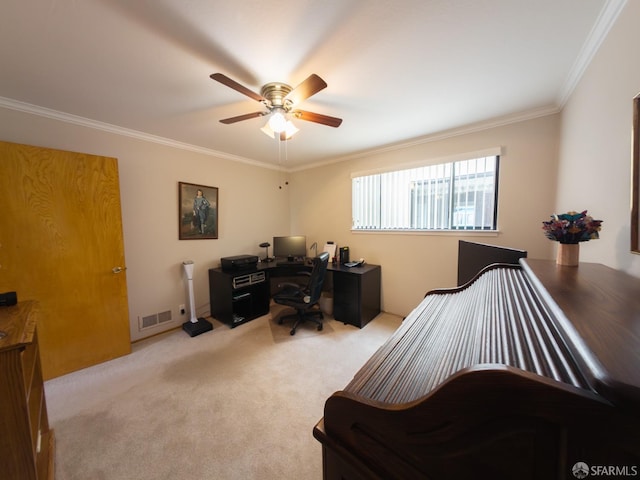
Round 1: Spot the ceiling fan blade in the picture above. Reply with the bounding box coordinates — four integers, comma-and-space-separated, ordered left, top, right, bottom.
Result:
219, 112, 265, 124
210, 73, 265, 102
292, 110, 343, 128
284, 74, 327, 105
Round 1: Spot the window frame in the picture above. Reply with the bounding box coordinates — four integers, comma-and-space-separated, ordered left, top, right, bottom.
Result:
351, 148, 501, 233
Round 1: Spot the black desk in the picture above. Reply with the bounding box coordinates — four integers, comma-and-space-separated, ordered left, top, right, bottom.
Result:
208, 260, 381, 329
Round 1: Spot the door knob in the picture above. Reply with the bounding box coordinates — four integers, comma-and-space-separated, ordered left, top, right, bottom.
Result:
112, 266, 126, 274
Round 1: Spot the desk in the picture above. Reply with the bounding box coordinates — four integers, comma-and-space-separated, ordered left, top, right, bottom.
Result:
209, 261, 381, 329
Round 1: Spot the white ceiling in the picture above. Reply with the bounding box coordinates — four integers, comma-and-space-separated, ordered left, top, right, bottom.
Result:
0, 0, 622, 170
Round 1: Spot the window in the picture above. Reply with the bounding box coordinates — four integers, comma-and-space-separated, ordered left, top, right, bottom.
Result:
352, 152, 499, 231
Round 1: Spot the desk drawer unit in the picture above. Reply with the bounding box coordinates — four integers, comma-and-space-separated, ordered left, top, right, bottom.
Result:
332, 264, 381, 328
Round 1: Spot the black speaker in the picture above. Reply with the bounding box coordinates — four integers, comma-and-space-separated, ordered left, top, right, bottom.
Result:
339, 246, 350, 264
0, 291, 17, 307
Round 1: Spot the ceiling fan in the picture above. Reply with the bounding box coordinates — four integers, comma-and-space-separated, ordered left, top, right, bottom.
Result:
210, 73, 342, 140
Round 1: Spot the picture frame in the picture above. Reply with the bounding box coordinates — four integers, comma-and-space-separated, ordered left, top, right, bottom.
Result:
632, 94, 640, 253
179, 182, 218, 240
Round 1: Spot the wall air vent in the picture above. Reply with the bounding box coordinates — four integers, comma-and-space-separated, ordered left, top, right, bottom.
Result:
139, 310, 174, 331
139, 314, 158, 330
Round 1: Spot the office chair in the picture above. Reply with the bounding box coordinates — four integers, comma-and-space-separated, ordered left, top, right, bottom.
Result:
273, 251, 330, 335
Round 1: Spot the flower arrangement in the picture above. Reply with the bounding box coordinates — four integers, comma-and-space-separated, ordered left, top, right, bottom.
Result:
542, 210, 602, 244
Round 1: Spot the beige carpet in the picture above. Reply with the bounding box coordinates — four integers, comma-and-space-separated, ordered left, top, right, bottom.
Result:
268, 303, 334, 343
44, 309, 401, 480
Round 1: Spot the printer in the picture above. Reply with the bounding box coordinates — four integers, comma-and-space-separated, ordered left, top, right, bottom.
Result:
220, 255, 258, 271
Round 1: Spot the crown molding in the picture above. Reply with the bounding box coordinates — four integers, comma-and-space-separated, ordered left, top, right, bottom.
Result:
0, 96, 282, 171
557, 0, 627, 107
1, 95, 561, 174
291, 104, 561, 172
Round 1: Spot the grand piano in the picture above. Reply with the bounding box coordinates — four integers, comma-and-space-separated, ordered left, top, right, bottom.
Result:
313, 244, 640, 479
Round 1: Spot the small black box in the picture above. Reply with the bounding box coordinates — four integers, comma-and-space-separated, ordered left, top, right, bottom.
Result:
220, 255, 258, 271
0, 291, 17, 307
339, 246, 350, 265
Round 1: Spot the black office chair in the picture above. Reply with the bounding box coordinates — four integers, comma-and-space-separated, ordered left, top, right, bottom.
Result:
273, 251, 330, 335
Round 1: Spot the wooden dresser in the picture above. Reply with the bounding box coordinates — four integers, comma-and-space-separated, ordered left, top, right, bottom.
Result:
0, 301, 55, 480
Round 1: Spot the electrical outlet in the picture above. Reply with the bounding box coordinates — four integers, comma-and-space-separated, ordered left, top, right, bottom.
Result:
179, 304, 186, 315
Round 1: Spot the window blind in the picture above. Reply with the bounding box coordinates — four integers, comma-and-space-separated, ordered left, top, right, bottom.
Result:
352, 153, 499, 231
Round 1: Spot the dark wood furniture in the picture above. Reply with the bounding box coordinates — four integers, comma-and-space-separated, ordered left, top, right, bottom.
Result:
209, 261, 381, 329
0, 301, 55, 480
457, 240, 527, 285
329, 263, 381, 328
209, 268, 271, 327
314, 259, 640, 479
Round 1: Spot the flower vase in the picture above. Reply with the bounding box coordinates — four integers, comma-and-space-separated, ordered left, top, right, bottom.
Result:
556, 243, 579, 266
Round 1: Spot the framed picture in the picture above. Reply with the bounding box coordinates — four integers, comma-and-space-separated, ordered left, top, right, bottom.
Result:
632, 94, 640, 253
179, 182, 218, 240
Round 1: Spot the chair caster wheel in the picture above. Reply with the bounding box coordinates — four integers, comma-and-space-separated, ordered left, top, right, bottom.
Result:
290, 329, 296, 335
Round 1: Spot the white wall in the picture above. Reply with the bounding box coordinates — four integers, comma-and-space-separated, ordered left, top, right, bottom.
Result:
290, 114, 560, 317
0, 107, 290, 341
557, 1, 640, 276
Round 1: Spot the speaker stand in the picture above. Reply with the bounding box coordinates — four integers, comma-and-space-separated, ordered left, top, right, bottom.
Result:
182, 318, 213, 337
182, 260, 213, 337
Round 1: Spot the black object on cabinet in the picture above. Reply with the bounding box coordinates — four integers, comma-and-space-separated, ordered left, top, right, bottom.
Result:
209, 268, 270, 327
457, 240, 527, 286
330, 263, 381, 328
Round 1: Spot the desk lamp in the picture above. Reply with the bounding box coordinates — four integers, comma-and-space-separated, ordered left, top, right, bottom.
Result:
260, 242, 274, 262
181, 260, 213, 337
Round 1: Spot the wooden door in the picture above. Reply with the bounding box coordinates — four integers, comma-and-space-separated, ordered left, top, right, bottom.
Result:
0, 141, 131, 379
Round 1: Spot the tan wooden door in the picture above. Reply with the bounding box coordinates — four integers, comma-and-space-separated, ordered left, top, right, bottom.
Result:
0, 141, 131, 379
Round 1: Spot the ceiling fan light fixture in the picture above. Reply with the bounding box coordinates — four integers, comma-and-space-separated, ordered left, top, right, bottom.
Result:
211, 73, 342, 140
284, 120, 299, 139
268, 109, 287, 133
261, 123, 275, 138
261, 119, 299, 140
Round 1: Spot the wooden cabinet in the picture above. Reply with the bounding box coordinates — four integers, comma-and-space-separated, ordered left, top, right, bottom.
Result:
330, 264, 381, 328
0, 301, 55, 480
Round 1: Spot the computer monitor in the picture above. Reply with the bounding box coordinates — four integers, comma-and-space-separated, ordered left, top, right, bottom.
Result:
273, 235, 307, 259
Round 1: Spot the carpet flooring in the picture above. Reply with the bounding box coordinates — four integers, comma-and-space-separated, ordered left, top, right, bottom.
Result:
44, 306, 401, 480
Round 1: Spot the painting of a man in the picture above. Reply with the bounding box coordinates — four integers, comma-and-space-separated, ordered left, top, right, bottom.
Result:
179, 182, 218, 239
193, 189, 210, 234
